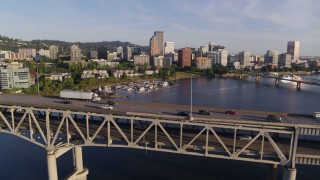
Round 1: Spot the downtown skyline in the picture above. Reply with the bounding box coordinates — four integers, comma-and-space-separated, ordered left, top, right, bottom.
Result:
0, 0, 319, 55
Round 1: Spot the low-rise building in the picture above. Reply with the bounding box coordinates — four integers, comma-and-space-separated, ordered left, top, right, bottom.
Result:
81, 69, 109, 79
45, 73, 72, 81
113, 70, 140, 78
196, 57, 212, 69
0, 62, 30, 89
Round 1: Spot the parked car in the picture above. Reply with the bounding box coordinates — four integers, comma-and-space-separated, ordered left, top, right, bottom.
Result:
267, 115, 282, 122
62, 100, 72, 104
225, 110, 238, 115
177, 111, 190, 117
107, 101, 117, 106
100, 104, 114, 110
313, 112, 320, 119
199, 109, 213, 115
238, 135, 252, 141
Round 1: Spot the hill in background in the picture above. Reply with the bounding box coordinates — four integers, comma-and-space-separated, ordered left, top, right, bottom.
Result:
0, 35, 148, 54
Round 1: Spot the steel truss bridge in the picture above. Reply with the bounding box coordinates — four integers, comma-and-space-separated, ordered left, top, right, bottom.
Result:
1, 105, 320, 180
235, 72, 320, 90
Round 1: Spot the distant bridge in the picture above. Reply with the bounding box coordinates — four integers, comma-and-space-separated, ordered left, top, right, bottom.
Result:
235, 72, 320, 90
1, 105, 320, 180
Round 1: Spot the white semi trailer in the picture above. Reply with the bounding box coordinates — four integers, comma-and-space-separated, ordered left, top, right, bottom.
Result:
60, 90, 101, 102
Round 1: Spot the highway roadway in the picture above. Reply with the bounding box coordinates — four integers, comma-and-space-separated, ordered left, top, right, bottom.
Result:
0, 94, 319, 126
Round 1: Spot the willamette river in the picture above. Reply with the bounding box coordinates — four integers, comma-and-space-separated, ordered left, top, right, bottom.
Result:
0, 75, 320, 179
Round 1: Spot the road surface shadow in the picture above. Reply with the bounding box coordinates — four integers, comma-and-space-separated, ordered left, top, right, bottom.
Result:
241, 115, 266, 121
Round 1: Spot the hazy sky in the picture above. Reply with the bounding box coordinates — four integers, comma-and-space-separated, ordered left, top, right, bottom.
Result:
0, 0, 319, 55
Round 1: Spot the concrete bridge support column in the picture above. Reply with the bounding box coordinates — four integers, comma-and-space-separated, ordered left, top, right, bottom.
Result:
283, 168, 296, 180
275, 79, 279, 86
47, 151, 58, 180
296, 82, 301, 90
267, 164, 277, 180
67, 147, 89, 180
255, 76, 260, 84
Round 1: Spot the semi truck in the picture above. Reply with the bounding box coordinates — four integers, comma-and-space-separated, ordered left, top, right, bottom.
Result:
60, 90, 101, 102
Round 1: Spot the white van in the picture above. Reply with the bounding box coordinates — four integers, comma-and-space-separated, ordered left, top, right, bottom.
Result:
313, 112, 320, 119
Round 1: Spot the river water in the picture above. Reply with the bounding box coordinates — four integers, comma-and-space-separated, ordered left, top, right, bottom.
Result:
1, 75, 320, 180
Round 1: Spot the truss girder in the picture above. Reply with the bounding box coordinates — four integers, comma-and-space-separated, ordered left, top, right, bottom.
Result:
0, 105, 320, 166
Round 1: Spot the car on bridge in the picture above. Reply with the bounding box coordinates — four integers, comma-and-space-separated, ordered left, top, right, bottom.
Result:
198, 109, 213, 115
238, 135, 252, 141
313, 112, 320, 119
62, 100, 72, 104
177, 111, 190, 117
225, 110, 238, 115
100, 104, 114, 110
267, 115, 282, 122
106, 101, 117, 106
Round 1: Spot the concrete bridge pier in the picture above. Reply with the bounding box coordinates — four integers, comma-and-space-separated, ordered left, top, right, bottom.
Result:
296, 82, 301, 90
255, 76, 260, 84
267, 164, 277, 180
275, 79, 280, 86
283, 167, 296, 180
67, 147, 89, 180
47, 151, 58, 180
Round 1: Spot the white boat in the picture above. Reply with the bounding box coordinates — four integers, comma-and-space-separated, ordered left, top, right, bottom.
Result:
126, 87, 133, 91
282, 75, 292, 80
162, 81, 169, 87
138, 87, 145, 92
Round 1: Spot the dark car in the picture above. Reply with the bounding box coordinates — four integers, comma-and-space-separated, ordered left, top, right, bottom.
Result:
177, 111, 190, 117
107, 101, 117, 106
62, 100, 71, 104
225, 110, 238, 115
267, 115, 282, 122
199, 109, 212, 115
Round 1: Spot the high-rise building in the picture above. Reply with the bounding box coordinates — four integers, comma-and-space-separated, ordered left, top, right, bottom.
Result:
178, 47, 191, 67
149, 31, 164, 58
196, 57, 212, 69
87, 51, 98, 59
200, 45, 208, 54
117, 47, 123, 59
219, 49, 228, 66
208, 42, 216, 52
70, 45, 82, 61
97, 47, 108, 60
239, 51, 251, 66
207, 52, 219, 65
133, 55, 150, 66
18, 48, 36, 58
49, 45, 59, 59
164, 42, 174, 54
123, 46, 132, 61
279, 53, 292, 67
38, 49, 50, 57
287, 41, 300, 62
264, 50, 279, 66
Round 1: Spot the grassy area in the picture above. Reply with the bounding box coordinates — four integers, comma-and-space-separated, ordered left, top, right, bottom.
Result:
173, 72, 204, 80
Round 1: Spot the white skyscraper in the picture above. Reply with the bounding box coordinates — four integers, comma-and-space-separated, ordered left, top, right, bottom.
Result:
287, 41, 300, 62
164, 42, 174, 54
219, 49, 228, 66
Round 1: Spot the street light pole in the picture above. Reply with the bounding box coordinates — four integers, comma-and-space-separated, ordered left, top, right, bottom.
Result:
190, 73, 193, 120
37, 64, 39, 95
